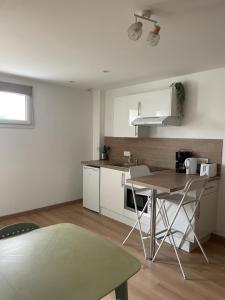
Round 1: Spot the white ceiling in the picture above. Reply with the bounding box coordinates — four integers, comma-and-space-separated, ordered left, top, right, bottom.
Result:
0, 0, 225, 89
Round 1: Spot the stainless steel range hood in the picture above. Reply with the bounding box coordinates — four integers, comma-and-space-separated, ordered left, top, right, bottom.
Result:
131, 83, 183, 127
132, 116, 181, 126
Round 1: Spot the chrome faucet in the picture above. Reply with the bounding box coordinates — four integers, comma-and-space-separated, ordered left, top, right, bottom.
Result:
127, 154, 132, 164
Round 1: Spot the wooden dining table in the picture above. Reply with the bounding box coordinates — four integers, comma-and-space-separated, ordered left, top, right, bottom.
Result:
127, 170, 213, 260
0, 223, 140, 300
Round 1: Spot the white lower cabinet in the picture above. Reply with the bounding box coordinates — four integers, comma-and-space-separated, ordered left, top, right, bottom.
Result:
100, 168, 129, 215
100, 167, 150, 231
195, 181, 218, 240
83, 166, 100, 212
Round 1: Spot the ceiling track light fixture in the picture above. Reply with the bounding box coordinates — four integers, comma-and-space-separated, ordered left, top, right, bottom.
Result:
128, 9, 161, 46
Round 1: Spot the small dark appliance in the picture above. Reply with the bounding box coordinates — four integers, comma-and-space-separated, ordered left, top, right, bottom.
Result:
176, 150, 192, 173
100, 145, 111, 160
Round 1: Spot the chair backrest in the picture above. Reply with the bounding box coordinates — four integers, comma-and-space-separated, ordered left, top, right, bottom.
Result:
129, 165, 152, 179
0, 223, 40, 240
183, 177, 208, 193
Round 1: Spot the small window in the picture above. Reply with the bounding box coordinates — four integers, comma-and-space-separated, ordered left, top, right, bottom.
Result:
0, 81, 33, 127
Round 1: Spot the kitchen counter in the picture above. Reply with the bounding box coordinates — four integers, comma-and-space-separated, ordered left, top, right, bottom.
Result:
126, 169, 220, 259
82, 160, 220, 255
82, 161, 220, 180
81, 160, 130, 172
127, 169, 220, 193
81, 160, 167, 173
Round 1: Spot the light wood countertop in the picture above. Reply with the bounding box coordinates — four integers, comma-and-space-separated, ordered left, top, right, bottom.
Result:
81, 160, 130, 172
81, 160, 168, 173
127, 170, 220, 193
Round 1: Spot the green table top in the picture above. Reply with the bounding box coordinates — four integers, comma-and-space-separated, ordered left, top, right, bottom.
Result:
0, 223, 140, 300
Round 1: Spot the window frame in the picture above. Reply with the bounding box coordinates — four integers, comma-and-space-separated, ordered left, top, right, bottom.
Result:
0, 81, 34, 128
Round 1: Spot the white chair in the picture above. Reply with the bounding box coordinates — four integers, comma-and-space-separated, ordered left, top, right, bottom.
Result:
122, 165, 166, 259
152, 177, 209, 279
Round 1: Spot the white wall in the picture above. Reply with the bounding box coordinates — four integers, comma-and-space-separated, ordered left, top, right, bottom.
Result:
103, 67, 225, 237
92, 90, 105, 159
0, 73, 92, 216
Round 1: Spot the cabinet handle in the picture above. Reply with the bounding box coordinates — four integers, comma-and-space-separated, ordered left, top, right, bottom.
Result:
135, 126, 138, 137
138, 101, 141, 117
121, 173, 125, 187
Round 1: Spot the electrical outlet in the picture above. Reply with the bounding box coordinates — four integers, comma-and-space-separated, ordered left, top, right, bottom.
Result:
124, 151, 131, 157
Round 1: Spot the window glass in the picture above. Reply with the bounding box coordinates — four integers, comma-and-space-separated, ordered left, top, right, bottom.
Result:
0, 91, 27, 122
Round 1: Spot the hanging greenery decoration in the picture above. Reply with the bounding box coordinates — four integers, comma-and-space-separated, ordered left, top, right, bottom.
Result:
172, 82, 185, 117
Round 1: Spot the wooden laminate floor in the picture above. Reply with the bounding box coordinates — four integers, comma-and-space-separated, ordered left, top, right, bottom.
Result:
1, 201, 225, 300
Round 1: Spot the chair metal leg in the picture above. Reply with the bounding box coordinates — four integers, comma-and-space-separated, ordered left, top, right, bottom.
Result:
146, 199, 162, 234
144, 199, 164, 247
125, 214, 147, 258
146, 200, 164, 238
122, 197, 150, 246
160, 201, 174, 246
170, 231, 187, 280
161, 202, 187, 279
182, 206, 209, 263
178, 200, 200, 249
151, 200, 173, 246
122, 220, 138, 246
135, 208, 147, 259
152, 202, 183, 263
131, 185, 149, 258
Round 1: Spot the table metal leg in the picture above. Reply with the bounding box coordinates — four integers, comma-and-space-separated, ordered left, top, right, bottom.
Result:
115, 281, 128, 300
149, 189, 157, 260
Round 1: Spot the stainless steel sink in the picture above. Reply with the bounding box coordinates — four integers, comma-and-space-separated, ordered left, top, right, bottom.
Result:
112, 162, 137, 167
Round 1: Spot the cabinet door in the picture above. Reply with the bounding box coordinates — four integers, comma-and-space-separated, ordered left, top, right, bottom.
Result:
195, 181, 218, 239
138, 88, 172, 117
83, 166, 100, 212
113, 95, 139, 137
100, 168, 126, 214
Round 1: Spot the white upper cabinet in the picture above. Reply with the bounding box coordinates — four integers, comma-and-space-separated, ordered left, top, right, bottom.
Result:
113, 94, 139, 137
137, 88, 172, 117
112, 87, 175, 137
